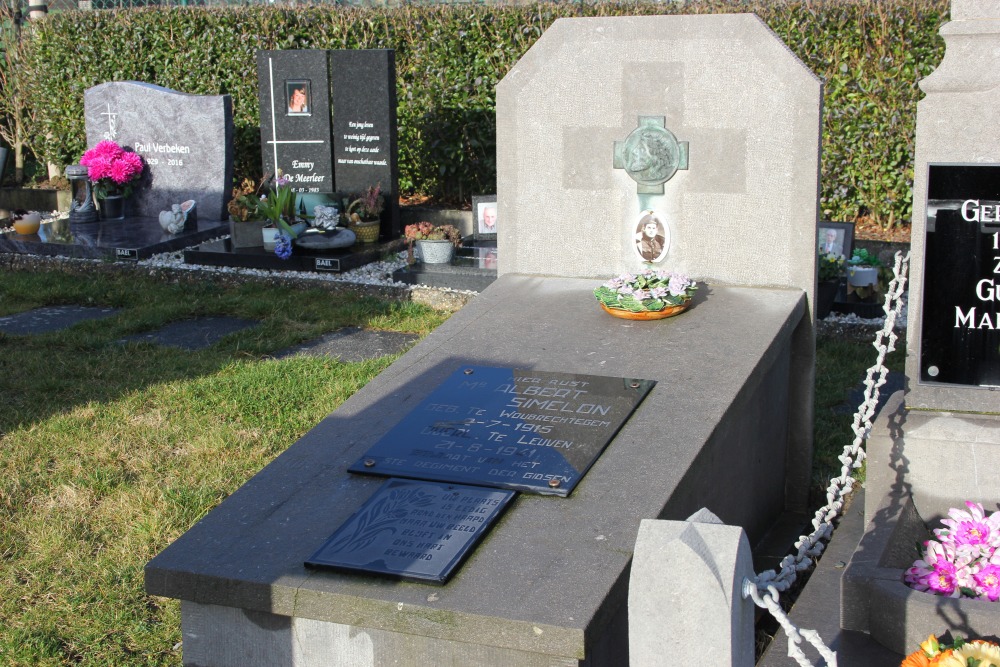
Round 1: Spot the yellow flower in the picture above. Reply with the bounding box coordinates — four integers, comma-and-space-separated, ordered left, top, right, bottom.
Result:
920, 635, 941, 656
952, 640, 1000, 666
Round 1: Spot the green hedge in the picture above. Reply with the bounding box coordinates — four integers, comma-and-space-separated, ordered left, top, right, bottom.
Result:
11, 0, 948, 227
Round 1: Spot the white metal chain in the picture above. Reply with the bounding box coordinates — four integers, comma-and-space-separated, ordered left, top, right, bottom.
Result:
743, 251, 911, 667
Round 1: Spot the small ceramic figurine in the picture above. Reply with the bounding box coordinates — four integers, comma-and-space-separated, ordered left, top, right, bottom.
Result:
180, 200, 196, 224
311, 205, 340, 231
159, 205, 185, 234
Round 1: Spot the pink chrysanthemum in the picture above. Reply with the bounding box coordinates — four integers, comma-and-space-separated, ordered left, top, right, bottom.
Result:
974, 564, 1000, 601
78, 140, 143, 196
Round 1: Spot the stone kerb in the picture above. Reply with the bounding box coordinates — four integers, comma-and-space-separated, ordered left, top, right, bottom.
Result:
85, 82, 234, 221
629, 514, 755, 667
495, 13, 822, 305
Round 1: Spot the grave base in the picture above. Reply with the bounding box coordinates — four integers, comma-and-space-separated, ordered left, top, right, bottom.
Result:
184, 237, 405, 274
392, 239, 498, 292
0, 215, 229, 261
841, 391, 1000, 654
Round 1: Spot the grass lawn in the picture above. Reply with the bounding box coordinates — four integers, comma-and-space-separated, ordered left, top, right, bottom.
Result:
0, 268, 448, 666
0, 267, 903, 665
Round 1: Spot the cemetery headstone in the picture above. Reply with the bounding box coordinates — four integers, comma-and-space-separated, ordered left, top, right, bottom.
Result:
84, 82, 234, 220
330, 49, 400, 237
256, 50, 334, 194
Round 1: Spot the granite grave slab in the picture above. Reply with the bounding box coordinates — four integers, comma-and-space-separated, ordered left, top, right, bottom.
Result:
118, 317, 258, 350
0, 305, 119, 335
0, 216, 229, 261
183, 236, 405, 273
276, 326, 419, 362
85, 81, 234, 221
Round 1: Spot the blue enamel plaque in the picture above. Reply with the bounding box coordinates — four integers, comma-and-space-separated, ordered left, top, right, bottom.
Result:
348, 366, 655, 497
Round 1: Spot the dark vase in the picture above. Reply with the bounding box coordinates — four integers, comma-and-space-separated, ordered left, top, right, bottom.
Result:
816, 280, 839, 320
99, 194, 126, 221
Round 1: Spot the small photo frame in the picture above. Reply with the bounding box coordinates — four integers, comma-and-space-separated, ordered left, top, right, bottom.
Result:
286, 79, 311, 116
633, 210, 669, 263
817, 221, 854, 259
472, 194, 497, 238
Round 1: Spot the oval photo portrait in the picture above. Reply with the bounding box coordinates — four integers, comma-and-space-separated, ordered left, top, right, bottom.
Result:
634, 212, 669, 263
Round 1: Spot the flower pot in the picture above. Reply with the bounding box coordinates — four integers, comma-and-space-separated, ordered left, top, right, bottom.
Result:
353, 220, 380, 244
417, 239, 455, 264
262, 227, 281, 251
98, 194, 125, 221
815, 280, 839, 320
847, 265, 878, 288
229, 219, 268, 249
599, 302, 689, 320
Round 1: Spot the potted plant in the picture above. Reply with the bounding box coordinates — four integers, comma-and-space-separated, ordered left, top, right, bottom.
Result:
226, 177, 268, 249
345, 183, 384, 243
593, 269, 698, 320
256, 172, 306, 253
404, 221, 462, 264
846, 248, 886, 299
816, 251, 845, 319
78, 140, 144, 220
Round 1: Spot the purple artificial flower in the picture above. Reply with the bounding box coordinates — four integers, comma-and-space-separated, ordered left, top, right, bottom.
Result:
274, 233, 293, 260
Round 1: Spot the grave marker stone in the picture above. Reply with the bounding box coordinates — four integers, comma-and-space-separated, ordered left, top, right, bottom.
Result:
256, 50, 334, 194
331, 49, 400, 237
84, 82, 234, 220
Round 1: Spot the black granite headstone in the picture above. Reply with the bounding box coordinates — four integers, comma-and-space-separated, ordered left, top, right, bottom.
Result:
349, 366, 655, 496
920, 164, 1000, 388
306, 478, 515, 584
256, 50, 334, 194
331, 49, 400, 238
84, 82, 234, 221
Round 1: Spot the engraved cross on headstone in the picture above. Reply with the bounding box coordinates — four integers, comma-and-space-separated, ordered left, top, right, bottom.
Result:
262, 55, 328, 177
613, 116, 689, 195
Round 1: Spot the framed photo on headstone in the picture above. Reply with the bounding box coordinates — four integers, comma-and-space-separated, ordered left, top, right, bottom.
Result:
817, 221, 853, 259
285, 80, 311, 116
919, 164, 1000, 388
472, 194, 497, 239
633, 210, 669, 263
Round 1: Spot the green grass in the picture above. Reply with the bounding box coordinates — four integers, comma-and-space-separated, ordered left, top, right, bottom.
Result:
812, 331, 906, 505
0, 268, 904, 665
0, 268, 448, 666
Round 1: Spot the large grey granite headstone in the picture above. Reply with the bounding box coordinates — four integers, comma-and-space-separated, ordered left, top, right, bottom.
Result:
331, 49, 400, 238
496, 14, 822, 510
257, 50, 334, 194
85, 82, 234, 220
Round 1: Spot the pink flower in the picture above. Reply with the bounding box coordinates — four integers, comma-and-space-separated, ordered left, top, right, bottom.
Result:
974, 564, 1000, 601
905, 540, 965, 597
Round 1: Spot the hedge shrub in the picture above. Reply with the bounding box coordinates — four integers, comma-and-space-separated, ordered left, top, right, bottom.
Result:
11, 0, 948, 227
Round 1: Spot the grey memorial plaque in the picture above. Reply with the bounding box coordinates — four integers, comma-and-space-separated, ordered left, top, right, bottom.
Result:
84, 82, 234, 220
306, 478, 515, 584
257, 50, 334, 194
349, 366, 655, 496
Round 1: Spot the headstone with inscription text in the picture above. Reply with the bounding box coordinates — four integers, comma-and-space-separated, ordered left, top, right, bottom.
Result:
256, 50, 334, 195
331, 49, 400, 237
84, 82, 233, 220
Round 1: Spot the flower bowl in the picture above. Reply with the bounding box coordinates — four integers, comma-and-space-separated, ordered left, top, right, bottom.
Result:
594, 269, 697, 319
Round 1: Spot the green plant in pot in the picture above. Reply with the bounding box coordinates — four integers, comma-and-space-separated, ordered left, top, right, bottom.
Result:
816, 251, 845, 319
404, 221, 462, 264
256, 173, 307, 256
345, 184, 384, 243
846, 248, 888, 301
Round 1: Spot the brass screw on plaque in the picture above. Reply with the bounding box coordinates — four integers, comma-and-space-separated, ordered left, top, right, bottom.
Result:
630, 381, 640, 388
364, 459, 376, 467
548, 479, 560, 488
464, 369, 474, 375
